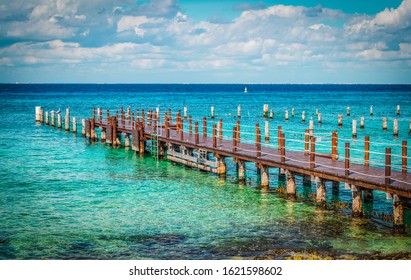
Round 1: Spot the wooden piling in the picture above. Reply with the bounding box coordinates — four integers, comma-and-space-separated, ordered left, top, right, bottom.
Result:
317, 113, 322, 124
291, 108, 294, 117
393, 119, 398, 136
360, 117, 365, 129
352, 119, 357, 138
264, 121, 269, 141
382, 117, 387, 130
184, 107, 187, 118
65, 108, 70, 131
211, 106, 215, 119
81, 119, 85, 137
195, 122, 199, 144
345, 142, 350, 176
403, 140, 407, 174
315, 108, 319, 116
212, 124, 217, 148
203, 117, 207, 137
237, 160, 245, 182
261, 166, 269, 187
304, 129, 309, 155
124, 133, 130, 148
57, 113, 62, 129
263, 104, 268, 118
51, 111, 55, 126
393, 195, 405, 233
269, 110, 273, 119
363, 189, 373, 202
285, 110, 289, 121
218, 119, 222, 140
338, 114, 343, 127
72, 117, 77, 133
302, 111, 305, 122
35, 106, 42, 123
310, 136, 315, 169
346, 106, 350, 116
237, 105, 241, 118
351, 185, 363, 217
370, 105, 373, 116
45, 111, 49, 125
385, 147, 391, 185
364, 136, 370, 166
396, 105, 400, 115
285, 170, 296, 195
316, 177, 326, 203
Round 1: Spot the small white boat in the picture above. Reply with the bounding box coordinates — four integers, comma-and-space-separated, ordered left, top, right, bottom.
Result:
244, 87, 248, 93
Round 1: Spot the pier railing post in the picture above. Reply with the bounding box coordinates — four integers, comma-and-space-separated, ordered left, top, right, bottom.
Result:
345, 142, 350, 176
165, 120, 170, 138
141, 110, 145, 128
232, 126, 237, 152
189, 116, 193, 135
218, 119, 222, 140
256, 124, 261, 158
365, 136, 370, 166
385, 148, 391, 185
180, 120, 184, 141
195, 122, 199, 144
203, 117, 207, 137
310, 136, 315, 169
277, 126, 282, 150
304, 129, 309, 156
332, 131, 339, 160
403, 140, 407, 174
280, 132, 285, 163
236, 121, 240, 143
212, 124, 217, 148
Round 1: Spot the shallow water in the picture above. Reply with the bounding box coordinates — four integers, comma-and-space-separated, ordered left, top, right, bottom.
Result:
0, 84, 410, 259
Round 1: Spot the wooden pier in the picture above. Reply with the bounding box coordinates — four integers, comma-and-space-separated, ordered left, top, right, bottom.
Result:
36, 106, 411, 233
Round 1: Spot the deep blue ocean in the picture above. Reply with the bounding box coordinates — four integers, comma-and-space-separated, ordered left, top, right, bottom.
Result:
0, 84, 410, 259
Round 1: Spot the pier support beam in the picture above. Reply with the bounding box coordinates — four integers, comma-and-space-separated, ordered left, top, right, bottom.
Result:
81, 119, 86, 137
261, 165, 269, 187
285, 170, 296, 196
124, 133, 130, 148
72, 117, 77, 134
363, 189, 373, 203
393, 195, 405, 233
315, 177, 326, 203
237, 160, 246, 183
351, 185, 363, 217
101, 128, 106, 142
216, 155, 226, 176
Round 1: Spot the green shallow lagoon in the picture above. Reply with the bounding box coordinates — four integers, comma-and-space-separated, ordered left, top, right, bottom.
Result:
1, 84, 410, 259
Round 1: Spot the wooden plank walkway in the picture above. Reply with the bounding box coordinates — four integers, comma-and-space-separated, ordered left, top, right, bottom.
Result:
95, 120, 411, 200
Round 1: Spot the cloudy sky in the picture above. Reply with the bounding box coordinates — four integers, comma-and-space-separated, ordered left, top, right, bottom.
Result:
0, 0, 410, 83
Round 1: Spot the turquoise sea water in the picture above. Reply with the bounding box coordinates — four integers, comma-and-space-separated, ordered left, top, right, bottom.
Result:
0, 84, 411, 260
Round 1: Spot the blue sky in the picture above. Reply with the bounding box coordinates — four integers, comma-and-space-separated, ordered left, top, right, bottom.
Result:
0, 0, 410, 83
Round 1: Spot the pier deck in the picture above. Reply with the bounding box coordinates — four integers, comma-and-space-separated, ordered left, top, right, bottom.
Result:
95, 120, 411, 199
